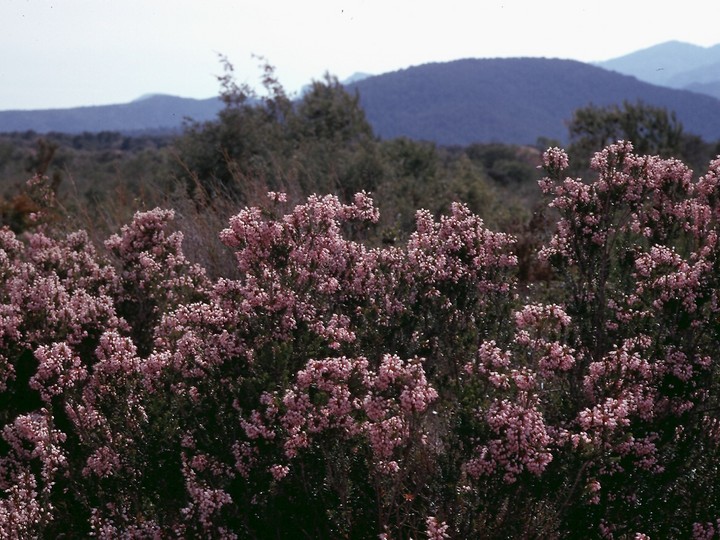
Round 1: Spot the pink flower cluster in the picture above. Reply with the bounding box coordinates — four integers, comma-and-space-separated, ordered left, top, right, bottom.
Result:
465, 395, 553, 483
694, 520, 720, 540
425, 516, 450, 540
0, 410, 67, 537
277, 353, 437, 469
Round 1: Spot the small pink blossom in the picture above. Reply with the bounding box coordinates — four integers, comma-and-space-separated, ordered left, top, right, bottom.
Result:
426, 516, 450, 540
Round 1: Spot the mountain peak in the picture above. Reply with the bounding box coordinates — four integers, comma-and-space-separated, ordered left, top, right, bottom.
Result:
596, 41, 720, 87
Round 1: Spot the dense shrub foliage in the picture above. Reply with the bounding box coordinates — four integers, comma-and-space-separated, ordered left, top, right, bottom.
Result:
1, 142, 720, 538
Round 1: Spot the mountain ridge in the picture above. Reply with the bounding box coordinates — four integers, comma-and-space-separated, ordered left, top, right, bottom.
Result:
348, 57, 720, 145
3, 53, 720, 145
596, 40, 720, 95
0, 95, 224, 134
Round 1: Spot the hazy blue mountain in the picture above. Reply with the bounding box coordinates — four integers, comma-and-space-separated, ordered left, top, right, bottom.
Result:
596, 41, 720, 100
666, 60, 720, 87
685, 80, 720, 100
596, 41, 717, 85
0, 95, 224, 134
348, 57, 720, 146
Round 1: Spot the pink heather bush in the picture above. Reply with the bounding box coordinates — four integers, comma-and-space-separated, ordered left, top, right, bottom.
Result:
1, 148, 720, 537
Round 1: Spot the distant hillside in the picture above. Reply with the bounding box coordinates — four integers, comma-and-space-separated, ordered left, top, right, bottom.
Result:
595, 41, 720, 86
349, 57, 720, 145
685, 80, 720, 100
0, 95, 223, 134
596, 41, 720, 99
666, 60, 720, 88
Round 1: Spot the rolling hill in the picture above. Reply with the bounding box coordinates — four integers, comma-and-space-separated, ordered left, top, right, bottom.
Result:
348, 57, 720, 145
0, 94, 224, 134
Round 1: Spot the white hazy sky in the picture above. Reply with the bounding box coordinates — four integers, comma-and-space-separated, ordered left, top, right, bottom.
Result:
2, 0, 719, 111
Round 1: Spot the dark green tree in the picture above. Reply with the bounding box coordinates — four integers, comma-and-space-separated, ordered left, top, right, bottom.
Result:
566, 101, 684, 173
287, 73, 381, 200
173, 59, 380, 204
173, 56, 294, 201
291, 74, 373, 144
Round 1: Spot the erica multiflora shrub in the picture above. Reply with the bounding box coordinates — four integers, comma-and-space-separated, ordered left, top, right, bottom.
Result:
1, 142, 720, 539
535, 142, 720, 538
151, 192, 517, 538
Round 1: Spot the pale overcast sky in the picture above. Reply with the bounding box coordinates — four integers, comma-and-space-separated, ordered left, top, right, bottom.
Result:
1, 0, 718, 110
